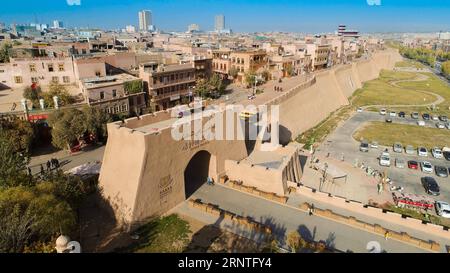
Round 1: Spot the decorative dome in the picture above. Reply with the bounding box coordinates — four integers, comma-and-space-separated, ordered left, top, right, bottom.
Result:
56, 235, 70, 248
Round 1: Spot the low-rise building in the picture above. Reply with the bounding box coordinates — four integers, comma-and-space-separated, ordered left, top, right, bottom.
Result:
139, 62, 196, 110
81, 74, 146, 116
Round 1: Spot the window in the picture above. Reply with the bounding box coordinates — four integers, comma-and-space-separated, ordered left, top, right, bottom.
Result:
31, 77, 38, 83
100, 91, 105, 100
48, 64, 54, 72
106, 107, 111, 114
58, 64, 65, 71
112, 90, 117, 98
63, 76, 70, 83
115, 105, 120, 113
95, 71, 101, 77
29, 64, 37, 72
52, 76, 59, 83
137, 96, 141, 105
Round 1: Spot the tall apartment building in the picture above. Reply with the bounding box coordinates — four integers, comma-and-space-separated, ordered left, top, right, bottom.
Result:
53, 20, 63, 29
139, 62, 196, 111
215, 15, 225, 32
138, 10, 152, 32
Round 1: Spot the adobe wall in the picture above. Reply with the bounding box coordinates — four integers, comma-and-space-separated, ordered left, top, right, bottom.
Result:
278, 49, 402, 139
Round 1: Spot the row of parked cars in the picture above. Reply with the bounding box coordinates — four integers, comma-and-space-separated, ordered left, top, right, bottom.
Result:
360, 141, 450, 160
378, 109, 450, 128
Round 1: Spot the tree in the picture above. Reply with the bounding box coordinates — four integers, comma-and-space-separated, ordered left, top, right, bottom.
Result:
195, 78, 209, 98
0, 134, 30, 188
43, 82, 75, 108
124, 80, 143, 94
23, 86, 43, 108
0, 42, 12, 63
261, 70, 271, 82
0, 118, 34, 154
82, 106, 110, 142
286, 231, 301, 253
209, 73, 225, 94
441, 60, 450, 79
229, 67, 239, 80
47, 108, 87, 150
245, 71, 257, 88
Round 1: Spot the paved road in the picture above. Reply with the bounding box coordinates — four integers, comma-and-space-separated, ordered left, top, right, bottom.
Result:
317, 111, 450, 203
184, 183, 440, 253
28, 145, 105, 175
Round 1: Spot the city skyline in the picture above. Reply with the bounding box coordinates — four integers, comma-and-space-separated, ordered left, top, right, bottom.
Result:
1, 0, 450, 33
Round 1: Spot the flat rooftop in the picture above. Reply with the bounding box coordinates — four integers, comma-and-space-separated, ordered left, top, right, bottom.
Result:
241, 146, 297, 170
82, 73, 139, 89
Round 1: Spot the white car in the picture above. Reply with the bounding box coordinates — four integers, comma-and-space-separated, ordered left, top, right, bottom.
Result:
389, 111, 397, 117
417, 120, 425, 126
436, 122, 445, 129
431, 148, 443, 159
421, 161, 433, 173
418, 147, 428, 157
379, 152, 391, 167
446, 122, 450, 130
357, 107, 363, 112
380, 109, 387, 115
435, 201, 450, 218
432, 115, 439, 121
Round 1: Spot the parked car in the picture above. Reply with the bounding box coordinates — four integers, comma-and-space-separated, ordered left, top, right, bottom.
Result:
422, 113, 430, 120
435, 166, 449, 178
393, 143, 403, 153
421, 161, 433, 173
411, 112, 419, 119
405, 145, 415, 155
437, 122, 446, 129
360, 140, 369, 152
389, 111, 397, 117
395, 158, 406, 169
431, 147, 443, 159
370, 141, 379, 149
357, 107, 363, 112
417, 120, 425, 126
439, 116, 448, 122
421, 177, 440, 196
443, 147, 450, 161
386, 118, 393, 123
435, 201, 450, 218
418, 147, 428, 157
446, 122, 450, 130
398, 111, 406, 118
432, 115, 439, 121
379, 152, 391, 167
380, 108, 387, 115
408, 160, 419, 170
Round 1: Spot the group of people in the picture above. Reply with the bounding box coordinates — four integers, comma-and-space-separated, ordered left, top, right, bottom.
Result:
274, 86, 284, 92
34, 158, 61, 176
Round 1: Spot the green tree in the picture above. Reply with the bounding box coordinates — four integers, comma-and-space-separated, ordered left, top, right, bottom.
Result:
0, 42, 12, 63
124, 80, 143, 94
82, 106, 110, 142
47, 108, 87, 150
245, 71, 257, 88
195, 78, 209, 98
22, 86, 43, 108
228, 67, 239, 80
0, 118, 34, 154
441, 60, 450, 78
43, 82, 75, 108
209, 73, 225, 94
0, 134, 30, 188
261, 70, 271, 81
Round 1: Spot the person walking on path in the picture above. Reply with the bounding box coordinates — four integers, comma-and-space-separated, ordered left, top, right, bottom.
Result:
384, 231, 390, 241
46, 160, 51, 171
40, 164, 44, 176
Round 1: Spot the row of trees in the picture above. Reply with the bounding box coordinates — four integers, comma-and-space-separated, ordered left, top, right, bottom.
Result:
23, 82, 75, 109
0, 119, 97, 252
195, 74, 226, 98
399, 46, 450, 67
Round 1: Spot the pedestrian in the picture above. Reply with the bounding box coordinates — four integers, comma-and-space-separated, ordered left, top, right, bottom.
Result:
46, 160, 51, 171
27, 167, 32, 177
55, 158, 60, 168
384, 231, 390, 241
40, 164, 44, 176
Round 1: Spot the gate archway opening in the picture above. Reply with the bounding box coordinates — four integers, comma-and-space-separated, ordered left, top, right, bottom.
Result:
184, 150, 214, 199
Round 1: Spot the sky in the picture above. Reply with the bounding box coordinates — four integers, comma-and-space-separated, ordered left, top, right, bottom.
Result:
0, 0, 449, 33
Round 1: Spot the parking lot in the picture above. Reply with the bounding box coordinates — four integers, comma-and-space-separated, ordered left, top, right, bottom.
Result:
317, 111, 450, 204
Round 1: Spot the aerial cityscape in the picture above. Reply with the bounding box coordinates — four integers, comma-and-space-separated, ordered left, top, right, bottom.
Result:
1, 0, 450, 260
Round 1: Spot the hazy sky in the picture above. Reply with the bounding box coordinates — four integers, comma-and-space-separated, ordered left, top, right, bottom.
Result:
1, 0, 449, 33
